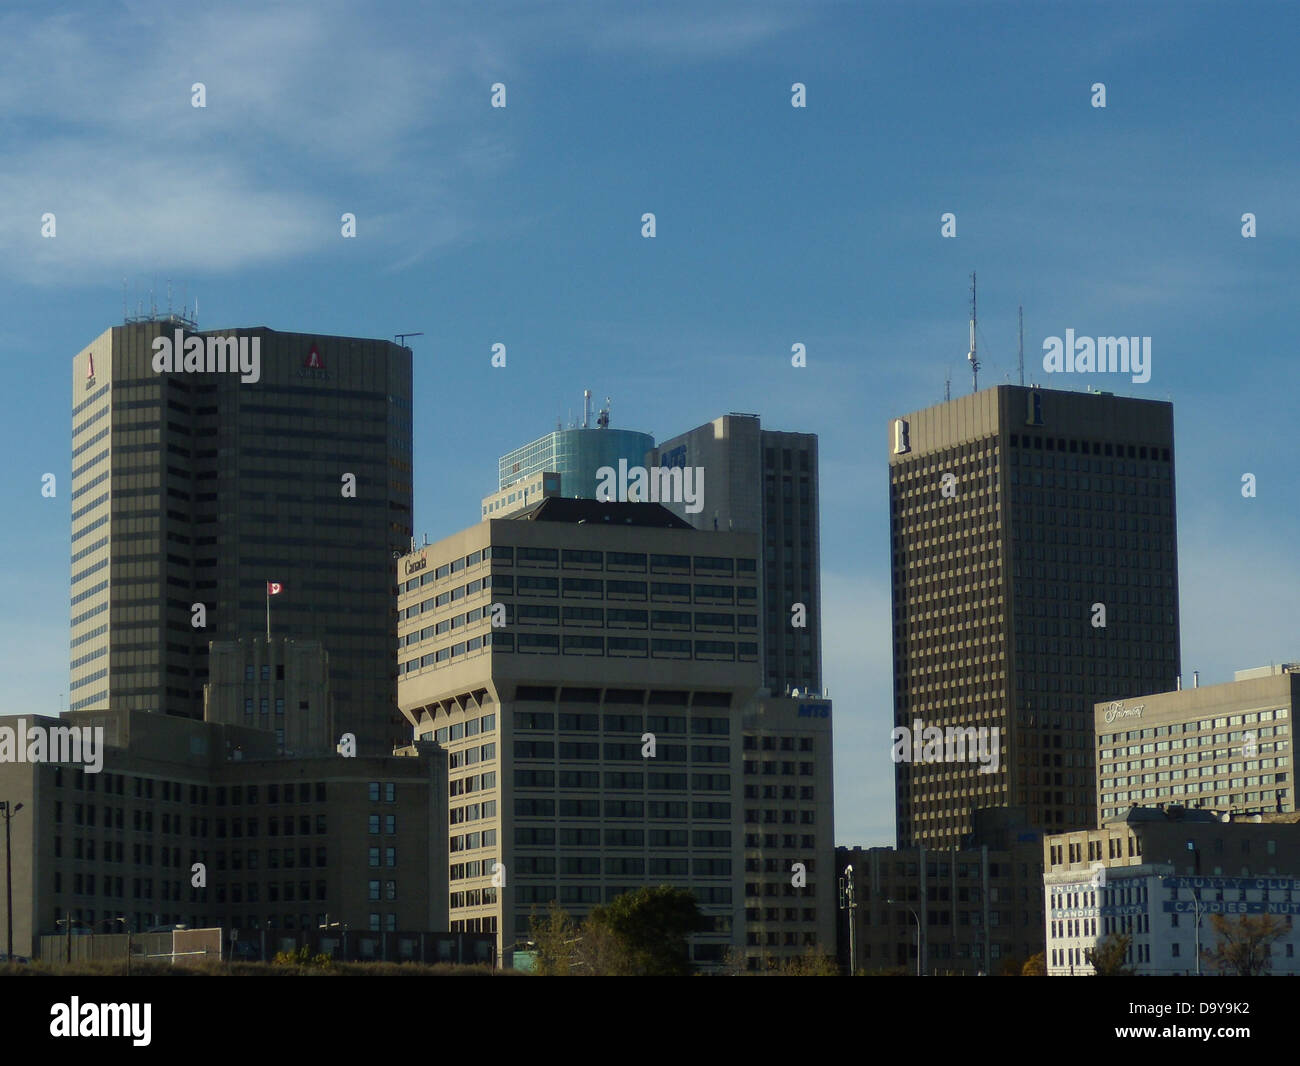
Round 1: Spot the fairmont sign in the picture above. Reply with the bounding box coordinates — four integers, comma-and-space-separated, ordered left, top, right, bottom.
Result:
1103, 701, 1146, 724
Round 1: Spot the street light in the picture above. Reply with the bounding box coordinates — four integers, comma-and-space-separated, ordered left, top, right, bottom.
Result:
319, 918, 349, 962
838, 865, 858, 975
1159, 868, 1206, 977
886, 897, 922, 977
0, 801, 23, 961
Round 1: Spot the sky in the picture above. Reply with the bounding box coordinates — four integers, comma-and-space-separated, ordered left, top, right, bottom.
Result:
0, 0, 1296, 849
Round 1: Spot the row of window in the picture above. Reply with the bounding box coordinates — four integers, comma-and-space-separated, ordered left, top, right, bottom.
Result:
516, 712, 731, 735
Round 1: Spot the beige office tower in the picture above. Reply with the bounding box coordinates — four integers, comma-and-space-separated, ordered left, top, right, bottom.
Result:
889, 386, 1180, 849
396, 498, 762, 966
646, 415, 822, 698
1094, 664, 1298, 822
69, 318, 412, 754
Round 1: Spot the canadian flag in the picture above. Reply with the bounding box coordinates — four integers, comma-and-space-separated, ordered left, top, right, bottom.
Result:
267, 582, 283, 596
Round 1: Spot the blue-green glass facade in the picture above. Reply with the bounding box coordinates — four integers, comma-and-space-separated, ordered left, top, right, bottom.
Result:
498, 428, 655, 499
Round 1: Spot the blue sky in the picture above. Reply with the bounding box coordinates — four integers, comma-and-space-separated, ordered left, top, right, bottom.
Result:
1, 0, 1296, 848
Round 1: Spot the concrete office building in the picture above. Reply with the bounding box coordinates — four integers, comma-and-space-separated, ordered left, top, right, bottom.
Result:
69, 317, 412, 754
203, 637, 336, 756
481, 471, 562, 521
647, 414, 822, 698
837, 808, 1046, 975
888, 386, 1181, 849
1095, 664, 1296, 823
1044, 806, 1300, 975
740, 694, 836, 970
0, 709, 447, 958
396, 498, 764, 966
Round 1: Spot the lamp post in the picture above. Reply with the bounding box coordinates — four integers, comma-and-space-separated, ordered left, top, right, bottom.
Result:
886, 897, 921, 976
838, 865, 858, 975
0, 802, 24, 961
1159, 864, 1207, 977
320, 918, 348, 962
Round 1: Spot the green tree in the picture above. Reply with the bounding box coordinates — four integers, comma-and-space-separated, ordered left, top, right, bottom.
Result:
1085, 933, 1134, 976
777, 948, 839, 976
1203, 913, 1289, 976
584, 885, 711, 976
527, 900, 580, 976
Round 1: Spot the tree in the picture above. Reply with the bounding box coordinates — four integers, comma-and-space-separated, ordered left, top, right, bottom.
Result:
1085, 933, 1134, 976
584, 885, 711, 976
777, 948, 838, 976
1021, 952, 1046, 976
528, 900, 580, 976
1203, 913, 1289, 976
997, 955, 1025, 976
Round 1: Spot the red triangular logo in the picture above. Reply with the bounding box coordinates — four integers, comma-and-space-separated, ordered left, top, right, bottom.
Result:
305, 344, 324, 369
87, 354, 95, 378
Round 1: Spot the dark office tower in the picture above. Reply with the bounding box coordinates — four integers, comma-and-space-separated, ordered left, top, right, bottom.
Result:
69, 317, 413, 754
889, 386, 1180, 849
648, 416, 822, 697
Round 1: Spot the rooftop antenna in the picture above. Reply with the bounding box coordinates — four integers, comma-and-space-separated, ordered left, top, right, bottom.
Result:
122, 278, 127, 322
1018, 304, 1024, 386
167, 279, 173, 318
395, 332, 424, 349
583, 389, 591, 429
597, 396, 611, 429
966, 271, 980, 393
944, 367, 951, 402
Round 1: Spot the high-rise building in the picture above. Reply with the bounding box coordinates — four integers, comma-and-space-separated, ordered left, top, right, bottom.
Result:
396, 497, 762, 966
889, 385, 1181, 849
69, 318, 412, 754
647, 415, 822, 697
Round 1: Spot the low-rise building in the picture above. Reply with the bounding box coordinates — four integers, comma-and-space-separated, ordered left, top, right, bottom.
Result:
1044, 806, 1300, 975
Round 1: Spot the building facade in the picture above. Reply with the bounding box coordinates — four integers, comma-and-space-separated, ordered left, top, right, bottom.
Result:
396, 498, 763, 965
69, 319, 412, 754
740, 695, 836, 969
0, 709, 446, 958
498, 426, 655, 500
203, 637, 336, 756
1044, 806, 1300, 975
889, 385, 1181, 849
647, 414, 822, 698
1095, 665, 1296, 823
837, 808, 1046, 975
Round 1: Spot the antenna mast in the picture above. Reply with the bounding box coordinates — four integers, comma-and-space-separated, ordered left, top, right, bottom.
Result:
944, 367, 951, 402
966, 271, 980, 392
1018, 304, 1024, 386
